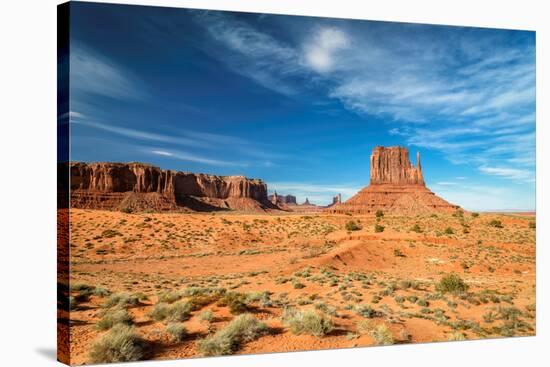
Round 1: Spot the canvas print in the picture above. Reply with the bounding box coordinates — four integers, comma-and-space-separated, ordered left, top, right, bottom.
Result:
57, 1, 536, 365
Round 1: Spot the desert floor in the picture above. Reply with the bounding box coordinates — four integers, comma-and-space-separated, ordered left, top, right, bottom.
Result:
63, 208, 536, 364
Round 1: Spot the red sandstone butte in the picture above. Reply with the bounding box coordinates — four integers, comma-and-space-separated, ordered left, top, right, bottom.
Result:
327, 146, 459, 214
68, 162, 275, 212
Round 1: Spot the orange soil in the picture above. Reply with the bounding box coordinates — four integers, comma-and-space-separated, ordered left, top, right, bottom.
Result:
64, 209, 536, 365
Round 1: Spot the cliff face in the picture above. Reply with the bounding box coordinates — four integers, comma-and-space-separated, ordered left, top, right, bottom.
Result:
370, 146, 424, 185
69, 162, 272, 212
327, 146, 459, 215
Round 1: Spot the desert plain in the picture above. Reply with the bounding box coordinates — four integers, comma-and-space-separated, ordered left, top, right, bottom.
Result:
61, 207, 536, 364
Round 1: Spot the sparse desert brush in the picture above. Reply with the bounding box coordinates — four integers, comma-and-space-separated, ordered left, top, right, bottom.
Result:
101, 229, 123, 238
197, 314, 268, 356
375, 210, 384, 218
357, 319, 373, 334
166, 323, 187, 342
149, 301, 191, 322
436, 274, 469, 294
120, 207, 133, 214
198, 309, 214, 322
444, 227, 454, 235
488, 219, 503, 228
314, 302, 338, 316
245, 291, 272, 306
374, 224, 385, 233
448, 332, 466, 341
97, 309, 134, 330
102, 293, 141, 309
355, 304, 377, 318
292, 280, 306, 289
471, 212, 480, 218
282, 309, 333, 337
157, 291, 182, 304
345, 220, 361, 231
453, 209, 464, 218
393, 248, 405, 257
89, 324, 145, 363
529, 221, 536, 229
370, 324, 394, 345
218, 292, 248, 314
410, 224, 422, 233
69, 296, 77, 310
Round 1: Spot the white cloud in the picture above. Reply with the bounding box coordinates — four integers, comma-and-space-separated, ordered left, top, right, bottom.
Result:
70, 42, 147, 101
478, 166, 532, 181
304, 27, 350, 73
72, 119, 206, 148
150, 149, 248, 167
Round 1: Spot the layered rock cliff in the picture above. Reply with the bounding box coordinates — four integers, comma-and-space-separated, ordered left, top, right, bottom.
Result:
327, 146, 459, 215
370, 146, 424, 185
69, 162, 274, 212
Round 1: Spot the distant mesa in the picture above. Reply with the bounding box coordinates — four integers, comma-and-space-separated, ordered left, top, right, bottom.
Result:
326, 146, 460, 215
66, 162, 278, 212
268, 191, 297, 206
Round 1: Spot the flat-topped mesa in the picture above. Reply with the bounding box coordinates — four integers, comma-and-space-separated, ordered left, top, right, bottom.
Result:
69, 162, 274, 212
370, 146, 424, 186
326, 146, 459, 215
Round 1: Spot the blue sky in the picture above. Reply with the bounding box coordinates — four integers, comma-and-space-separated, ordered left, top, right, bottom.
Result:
67, 2, 536, 210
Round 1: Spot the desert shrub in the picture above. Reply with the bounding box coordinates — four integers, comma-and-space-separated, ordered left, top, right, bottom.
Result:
292, 281, 306, 289
345, 221, 361, 231
157, 291, 182, 304
315, 302, 338, 316
448, 332, 466, 341
149, 301, 191, 322
374, 224, 385, 233
218, 292, 248, 315
453, 209, 464, 218
101, 229, 122, 238
102, 293, 140, 309
187, 294, 220, 311
471, 212, 479, 218
357, 319, 372, 334
393, 249, 405, 257
166, 323, 187, 342
415, 298, 428, 307
355, 304, 377, 318
370, 324, 394, 345
282, 309, 333, 337
444, 227, 454, 235
488, 219, 503, 228
197, 314, 268, 356
198, 309, 214, 322
120, 207, 133, 214
69, 296, 77, 310
245, 291, 271, 306
410, 224, 422, 233
375, 210, 384, 218
97, 309, 134, 330
89, 324, 145, 363
436, 274, 469, 294
529, 221, 536, 229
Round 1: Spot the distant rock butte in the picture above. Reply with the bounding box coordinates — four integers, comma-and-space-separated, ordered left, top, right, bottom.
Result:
68, 162, 277, 212
268, 192, 297, 206
326, 146, 459, 214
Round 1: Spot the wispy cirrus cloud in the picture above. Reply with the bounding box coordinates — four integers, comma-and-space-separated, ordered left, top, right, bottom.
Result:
196, 16, 535, 185
150, 149, 248, 167
70, 42, 148, 101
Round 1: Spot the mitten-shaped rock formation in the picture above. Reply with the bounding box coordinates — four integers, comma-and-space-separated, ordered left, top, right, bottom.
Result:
326, 146, 459, 215
370, 147, 424, 185
69, 162, 275, 212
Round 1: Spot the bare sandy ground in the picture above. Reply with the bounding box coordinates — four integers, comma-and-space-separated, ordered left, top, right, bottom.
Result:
64, 208, 536, 364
